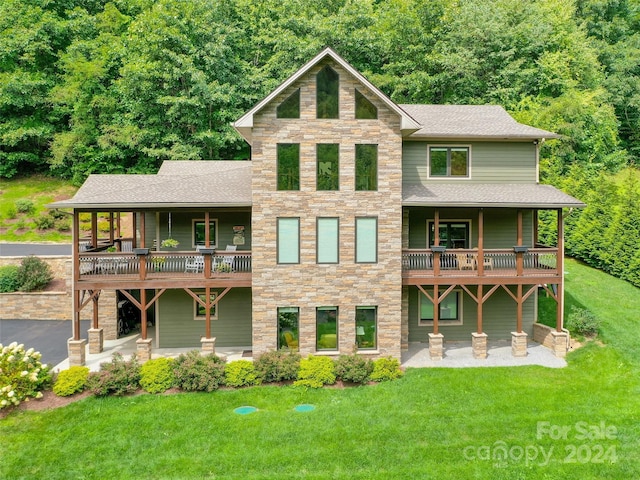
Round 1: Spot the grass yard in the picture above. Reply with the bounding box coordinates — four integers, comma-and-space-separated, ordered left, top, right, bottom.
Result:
1, 259, 639, 479
0, 176, 77, 242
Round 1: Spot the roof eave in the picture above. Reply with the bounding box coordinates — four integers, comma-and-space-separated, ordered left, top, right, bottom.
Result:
48, 202, 253, 210
402, 201, 586, 208
406, 133, 562, 141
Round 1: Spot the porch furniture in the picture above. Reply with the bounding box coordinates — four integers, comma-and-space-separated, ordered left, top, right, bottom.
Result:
213, 245, 237, 272
283, 331, 298, 350
184, 248, 205, 273
455, 253, 475, 270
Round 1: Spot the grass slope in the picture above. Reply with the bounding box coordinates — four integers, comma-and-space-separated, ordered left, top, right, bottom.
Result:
0, 176, 76, 242
1, 260, 639, 479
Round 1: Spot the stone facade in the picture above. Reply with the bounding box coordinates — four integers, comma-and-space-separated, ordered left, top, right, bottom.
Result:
533, 323, 569, 358
472, 332, 488, 359
511, 331, 528, 357
250, 60, 403, 359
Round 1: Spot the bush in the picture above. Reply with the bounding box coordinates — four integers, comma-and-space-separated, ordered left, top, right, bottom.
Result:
370, 357, 403, 382
87, 353, 140, 397
55, 219, 71, 231
15, 199, 34, 214
254, 350, 301, 383
140, 358, 175, 393
0, 342, 51, 409
53, 366, 90, 397
225, 360, 260, 387
566, 306, 600, 337
0, 265, 20, 292
294, 355, 336, 388
5, 206, 17, 219
173, 350, 225, 392
34, 214, 54, 230
16, 256, 53, 292
334, 353, 374, 384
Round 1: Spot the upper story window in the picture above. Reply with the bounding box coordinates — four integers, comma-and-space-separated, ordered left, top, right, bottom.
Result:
355, 144, 377, 191
277, 143, 300, 190
355, 217, 378, 263
277, 89, 300, 118
277, 218, 300, 264
317, 217, 339, 264
317, 144, 339, 190
429, 146, 470, 178
316, 65, 339, 119
355, 89, 377, 119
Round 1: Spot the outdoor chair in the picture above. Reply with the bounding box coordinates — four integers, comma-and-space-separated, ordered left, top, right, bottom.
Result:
455, 253, 476, 270
213, 245, 237, 272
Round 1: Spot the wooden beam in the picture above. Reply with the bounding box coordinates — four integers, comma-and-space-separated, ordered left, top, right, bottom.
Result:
91, 212, 98, 249
108, 212, 114, 245
205, 212, 210, 247
73, 289, 81, 341
557, 209, 565, 332
482, 284, 502, 303
433, 209, 440, 277
516, 209, 523, 276
433, 284, 439, 335
477, 284, 483, 333
132, 212, 137, 249
205, 286, 211, 338
79, 289, 101, 311
516, 283, 523, 333
140, 288, 147, 339
416, 284, 434, 303
118, 289, 142, 310
478, 209, 484, 276
140, 211, 146, 248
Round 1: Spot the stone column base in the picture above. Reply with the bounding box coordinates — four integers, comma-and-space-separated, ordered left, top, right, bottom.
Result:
472, 332, 488, 359
201, 337, 217, 355
136, 338, 153, 362
88, 328, 104, 354
68, 338, 87, 366
511, 331, 528, 357
428, 333, 444, 360
551, 331, 569, 358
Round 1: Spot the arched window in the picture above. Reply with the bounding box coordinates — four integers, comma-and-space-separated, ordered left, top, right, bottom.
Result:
316, 65, 339, 119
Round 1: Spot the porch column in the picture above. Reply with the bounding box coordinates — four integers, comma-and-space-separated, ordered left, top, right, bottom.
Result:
511, 283, 527, 357
429, 284, 443, 360
136, 288, 152, 362
72, 211, 81, 341
556, 209, 565, 332
108, 212, 114, 245
91, 212, 98, 249
433, 209, 441, 276
516, 209, 524, 276
88, 293, 103, 354
132, 212, 137, 249
477, 209, 484, 276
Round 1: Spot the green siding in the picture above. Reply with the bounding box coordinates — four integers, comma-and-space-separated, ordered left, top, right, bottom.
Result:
407, 207, 533, 249
157, 288, 252, 348
408, 286, 535, 342
402, 141, 537, 185
141, 210, 251, 251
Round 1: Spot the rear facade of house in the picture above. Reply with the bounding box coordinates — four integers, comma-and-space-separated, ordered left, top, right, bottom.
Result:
51, 48, 584, 365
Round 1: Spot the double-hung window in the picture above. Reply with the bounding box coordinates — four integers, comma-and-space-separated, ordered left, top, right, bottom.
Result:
316, 306, 338, 350
193, 219, 217, 248
419, 290, 463, 325
277, 218, 300, 264
429, 146, 470, 177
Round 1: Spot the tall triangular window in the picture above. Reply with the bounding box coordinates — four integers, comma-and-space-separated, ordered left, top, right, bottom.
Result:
316, 65, 339, 119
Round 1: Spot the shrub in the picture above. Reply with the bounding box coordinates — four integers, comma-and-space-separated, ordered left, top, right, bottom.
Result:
53, 366, 90, 397
140, 358, 175, 393
5, 206, 17, 219
0, 342, 51, 409
225, 360, 260, 387
15, 199, 34, 214
34, 214, 54, 230
370, 357, 403, 382
294, 355, 336, 388
55, 219, 71, 231
173, 350, 225, 392
16, 256, 53, 292
334, 353, 374, 384
49, 209, 66, 220
566, 306, 600, 337
0, 265, 20, 293
254, 350, 301, 383
87, 353, 140, 397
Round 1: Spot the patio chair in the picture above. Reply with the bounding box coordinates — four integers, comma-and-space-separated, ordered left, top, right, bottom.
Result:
214, 245, 237, 272
184, 251, 204, 273
455, 253, 476, 270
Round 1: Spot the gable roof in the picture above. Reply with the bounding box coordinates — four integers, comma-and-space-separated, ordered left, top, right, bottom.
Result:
232, 47, 422, 143
403, 183, 585, 208
49, 161, 252, 209
401, 105, 560, 141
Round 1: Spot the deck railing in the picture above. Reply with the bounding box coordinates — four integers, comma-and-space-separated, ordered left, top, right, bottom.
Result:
78, 250, 252, 280
402, 248, 559, 277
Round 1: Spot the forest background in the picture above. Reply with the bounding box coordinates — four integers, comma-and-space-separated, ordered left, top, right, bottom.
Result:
1, 0, 639, 286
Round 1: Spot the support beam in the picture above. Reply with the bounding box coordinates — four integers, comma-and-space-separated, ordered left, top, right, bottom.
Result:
478, 209, 484, 276
516, 209, 523, 276
557, 209, 565, 332
140, 288, 147, 340
91, 212, 98, 249
477, 284, 483, 333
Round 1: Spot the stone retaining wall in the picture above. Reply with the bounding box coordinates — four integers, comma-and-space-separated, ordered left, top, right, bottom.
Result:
533, 322, 555, 348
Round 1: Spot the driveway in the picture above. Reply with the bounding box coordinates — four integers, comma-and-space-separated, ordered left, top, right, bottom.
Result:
0, 319, 89, 368
0, 243, 71, 256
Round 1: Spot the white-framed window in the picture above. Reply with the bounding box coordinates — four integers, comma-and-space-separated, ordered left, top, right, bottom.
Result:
428, 146, 471, 178
277, 217, 300, 264
317, 217, 339, 264
355, 217, 378, 263
192, 219, 218, 248
419, 289, 463, 326
428, 220, 471, 249
194, 292, 218, 320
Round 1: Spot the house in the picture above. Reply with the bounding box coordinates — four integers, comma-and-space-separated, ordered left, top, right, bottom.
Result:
50, 48, 584, 365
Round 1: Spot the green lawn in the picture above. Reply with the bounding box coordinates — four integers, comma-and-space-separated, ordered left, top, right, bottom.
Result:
1, 259, 639, 479
0, 176, 76, 242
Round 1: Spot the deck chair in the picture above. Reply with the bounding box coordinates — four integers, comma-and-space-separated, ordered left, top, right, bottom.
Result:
185, 247, 205, 273
455, 253, 476, 270
213, 245, 237, 272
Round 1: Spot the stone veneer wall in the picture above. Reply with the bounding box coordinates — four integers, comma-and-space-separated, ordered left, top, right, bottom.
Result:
250, 59, 403, 359
532, 322, 556, 348
0, 256, 118, 339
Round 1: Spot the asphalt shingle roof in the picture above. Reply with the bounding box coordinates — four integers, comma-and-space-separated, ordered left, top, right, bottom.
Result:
50, 161, 252, 209
400, 105, 560, 140
403, 183, 585, 208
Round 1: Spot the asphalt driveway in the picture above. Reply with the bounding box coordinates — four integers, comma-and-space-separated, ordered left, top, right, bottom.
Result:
0, 319, 89, 368
0, 243, 71, 256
